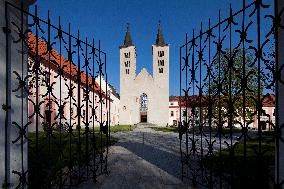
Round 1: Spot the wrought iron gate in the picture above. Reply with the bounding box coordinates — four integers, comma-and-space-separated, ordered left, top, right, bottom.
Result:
3, 1, 110, 188
179, 0, 284, 188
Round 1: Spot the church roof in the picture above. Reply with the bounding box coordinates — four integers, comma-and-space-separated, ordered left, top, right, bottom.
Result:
155, 20, 167, 46
120, 23, 134, 49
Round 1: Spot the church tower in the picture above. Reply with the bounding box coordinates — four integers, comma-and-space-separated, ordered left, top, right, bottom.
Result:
153, 21, 169, 86
119, 24, 137, 124
152, 21, 169, 125
119, 22, 169, 126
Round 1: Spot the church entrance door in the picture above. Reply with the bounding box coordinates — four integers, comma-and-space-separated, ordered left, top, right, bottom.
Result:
140, 112, 147, 122
140, 93, 148, 123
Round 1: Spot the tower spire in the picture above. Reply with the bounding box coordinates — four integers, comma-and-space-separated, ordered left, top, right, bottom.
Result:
120, 23, 134, 48
155, 20, 167, 46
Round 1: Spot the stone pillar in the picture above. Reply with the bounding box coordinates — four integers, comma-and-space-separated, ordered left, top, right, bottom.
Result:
0, 0, 35, 187
277, 0, 284, 186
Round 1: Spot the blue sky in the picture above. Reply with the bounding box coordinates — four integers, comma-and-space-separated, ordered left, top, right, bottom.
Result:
30, 0, 259, 96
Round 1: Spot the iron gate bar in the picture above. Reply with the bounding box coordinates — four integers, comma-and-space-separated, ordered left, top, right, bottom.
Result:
34, 5, 40, 188
207, 17, 213, 188
274, 0, 280, 187
91, 38, 97, 182
3, 1, 110, 188
67, 23, 73, 186
179, 0, 284, 188
180, 1, 255, 48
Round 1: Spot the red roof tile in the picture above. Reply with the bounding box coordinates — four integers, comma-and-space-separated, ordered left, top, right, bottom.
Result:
28, 32, 106, 97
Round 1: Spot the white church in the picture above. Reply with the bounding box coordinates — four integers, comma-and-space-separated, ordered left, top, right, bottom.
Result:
119, 23, 169, 125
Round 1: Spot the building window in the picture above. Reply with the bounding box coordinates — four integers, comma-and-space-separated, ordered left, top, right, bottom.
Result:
82, 109, 86, 118
126, 69, 129, 74
183, 111, 186, 116
158, 60, 164, 66
159, 68, 163, 73
71, 107, 74, 117
123, 106, 126, 110
140, 93, 148, 112
273, 109, 275, 116
124, 52, 130, 58
158, 51, 164, 57
125, 61, 130, 67
45, 72, 51, 84
171, 111, 174, 117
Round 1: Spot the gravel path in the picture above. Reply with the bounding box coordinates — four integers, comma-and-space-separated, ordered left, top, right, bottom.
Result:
78, 124, 237, 189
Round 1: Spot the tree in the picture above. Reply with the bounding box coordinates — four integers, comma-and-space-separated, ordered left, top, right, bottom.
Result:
206, 48, 264, 128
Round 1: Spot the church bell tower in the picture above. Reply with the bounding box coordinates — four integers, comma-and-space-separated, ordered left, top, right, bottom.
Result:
152, 21, 169, 125
119, 23, 136, 124
153, 21, 169, 90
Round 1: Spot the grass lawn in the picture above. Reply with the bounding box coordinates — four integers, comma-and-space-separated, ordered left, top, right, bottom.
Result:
28, 131, 118, 188
91, 124, 137, 133
202, 127, 242, 134
109, 124, 137, 132
203, 137, 275, 188
149, 126, 178, 133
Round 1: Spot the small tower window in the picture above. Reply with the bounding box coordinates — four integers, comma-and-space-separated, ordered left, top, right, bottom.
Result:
158, 60, 164, 66
159, 68, 163, 73
126, 69, 129, 74
158, 51, 164, 57
125, 61, 130, 67
124, 52, 130, 58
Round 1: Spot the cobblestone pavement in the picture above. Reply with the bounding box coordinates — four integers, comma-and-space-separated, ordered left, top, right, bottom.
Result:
79, 124, 237, 189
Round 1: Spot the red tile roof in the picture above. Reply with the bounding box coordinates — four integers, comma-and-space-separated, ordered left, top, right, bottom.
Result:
28, 32, 107, 97
262, 94, 275, 107
174, 94, 275, 108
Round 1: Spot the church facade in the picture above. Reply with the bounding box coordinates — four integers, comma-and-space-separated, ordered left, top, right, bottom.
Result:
119, 23, 169, 125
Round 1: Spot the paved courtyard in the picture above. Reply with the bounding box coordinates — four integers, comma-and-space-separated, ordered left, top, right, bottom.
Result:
79, 124, 237, 189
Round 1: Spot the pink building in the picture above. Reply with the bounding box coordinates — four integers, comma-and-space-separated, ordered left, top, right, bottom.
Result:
27, 33, 119, 131
169, 95, 275, 130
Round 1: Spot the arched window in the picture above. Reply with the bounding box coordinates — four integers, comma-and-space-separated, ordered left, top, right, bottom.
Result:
140, 93, 148, 112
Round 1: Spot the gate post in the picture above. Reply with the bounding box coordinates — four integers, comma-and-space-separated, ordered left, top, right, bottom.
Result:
277, 0, 284, 186
0, 0, 35, 188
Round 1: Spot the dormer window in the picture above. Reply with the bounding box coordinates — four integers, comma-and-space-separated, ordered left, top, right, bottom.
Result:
159, 68, 163, 73
124, 52, 130, 58
158, 51, 164, 57
158, 60, 164, 66
125, 61, 130, 67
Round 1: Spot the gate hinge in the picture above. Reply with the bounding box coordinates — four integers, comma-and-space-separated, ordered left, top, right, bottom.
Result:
2, 27, 11, 34
2, 104, 11, 111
